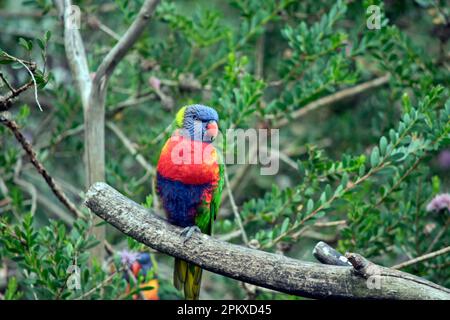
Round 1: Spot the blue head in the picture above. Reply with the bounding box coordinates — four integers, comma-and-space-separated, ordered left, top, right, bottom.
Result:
136, 253, 151, 265
175, 104, 219, 142
133, 253, 153, 277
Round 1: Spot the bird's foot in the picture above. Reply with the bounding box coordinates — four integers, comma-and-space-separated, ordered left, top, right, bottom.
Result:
180, 226, 201, 244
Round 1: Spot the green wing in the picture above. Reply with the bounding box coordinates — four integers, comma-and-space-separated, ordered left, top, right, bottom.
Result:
209, 163, 224, 234
194, 163, 224, 235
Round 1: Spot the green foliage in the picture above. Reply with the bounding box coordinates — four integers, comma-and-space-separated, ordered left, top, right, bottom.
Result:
212, 53, 266, 128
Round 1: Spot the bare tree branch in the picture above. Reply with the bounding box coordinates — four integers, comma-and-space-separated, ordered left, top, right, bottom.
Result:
0, 55, 39, 112
426, 219, 449, 253
391, 246, 450, 270
0, 80, 34, 111
274, 75, 390, 128
0, 114, 82, 218
223, 165, 249, 245
59, 0, 92, 107
93, 0, 160, 85
0, 52, 43, 112
106, 121, 155, 175
84, 182, 450, 300
0, 72, 17, 93
13, 158, 37, 216
57, 0, 160, 261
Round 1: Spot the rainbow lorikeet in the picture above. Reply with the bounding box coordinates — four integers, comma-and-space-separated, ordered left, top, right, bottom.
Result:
156, 104, 224, 300
119, 251, 160, 300
129, 253, 160, 300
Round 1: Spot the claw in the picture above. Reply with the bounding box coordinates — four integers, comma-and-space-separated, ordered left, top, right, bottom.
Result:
180, 226, 201, 244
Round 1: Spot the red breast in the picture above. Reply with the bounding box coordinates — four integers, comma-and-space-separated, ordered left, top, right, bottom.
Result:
157, 134, 219, 185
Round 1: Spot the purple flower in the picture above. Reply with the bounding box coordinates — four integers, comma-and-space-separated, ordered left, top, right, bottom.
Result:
437, 149, 450, 169
118, 250, 139, 266
426, 193, 450, 213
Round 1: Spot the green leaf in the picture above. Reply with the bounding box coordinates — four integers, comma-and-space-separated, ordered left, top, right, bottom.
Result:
341, 172, 349, 187
315, 211, 326, 219
379, 136, 387, 155
19, 37, 33, 51
306, 199, 314, 213
401, 93, 411, 115
370, 146, 380, 167
37, 39, 45, 50
280, 218, 289, 234
45, 30, 52, 42
5, 277, 22, 300
359, 164, 366, 176
431, 176, 440, 194
142, 195, 153, 209
325, 184, 332, 199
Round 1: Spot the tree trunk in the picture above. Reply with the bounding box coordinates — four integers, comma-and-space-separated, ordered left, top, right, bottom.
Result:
84, 82, 106, 262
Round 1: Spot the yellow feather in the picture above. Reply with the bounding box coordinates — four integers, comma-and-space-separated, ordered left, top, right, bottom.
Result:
175, 106, 187, 128
174, 258, 203, 300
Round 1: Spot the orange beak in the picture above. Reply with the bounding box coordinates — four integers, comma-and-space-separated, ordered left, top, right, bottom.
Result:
206, 121, 218, 138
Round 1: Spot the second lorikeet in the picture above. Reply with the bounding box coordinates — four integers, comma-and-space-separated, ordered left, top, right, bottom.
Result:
129, 253, 160, 300
156, 104, 224, 300
119, 251, 160, 300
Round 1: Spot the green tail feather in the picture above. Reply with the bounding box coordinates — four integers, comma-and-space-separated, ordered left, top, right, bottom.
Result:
174, 258, 203, 300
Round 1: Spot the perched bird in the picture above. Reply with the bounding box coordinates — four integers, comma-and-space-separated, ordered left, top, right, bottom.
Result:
156, 104, 223, 300
130, 253, 160, 300
119, 251, 160, 300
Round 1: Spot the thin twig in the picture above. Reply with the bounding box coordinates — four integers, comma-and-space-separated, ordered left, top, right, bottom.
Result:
93, 0, 160, 85
75, 267, 124, 300
0, 72, 16, 93
223, 165, 249, 245
221, 143, 258, 205
274, 75, 390, 127
2, 52, 43, 111
13, 158, 37, 216
0, 176, 9, 197
391, 246, 450, 270
37, 124, 84, 150
149, 122, 174, 145
0, 78, 34, 111
260, 146, 298, 170
255, 33, 265, 79
218, 220, 346, 242
426, 218, 449, 253
88, 15, 121, 41
0, 115, 82, 218
107, 93, 156, 118
314, 220, 347, 227
39, 194, 75, 224
106, 122, 155, 175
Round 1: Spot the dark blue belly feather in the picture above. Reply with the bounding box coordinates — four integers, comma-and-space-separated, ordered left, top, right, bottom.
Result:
156, 173, 211, 227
